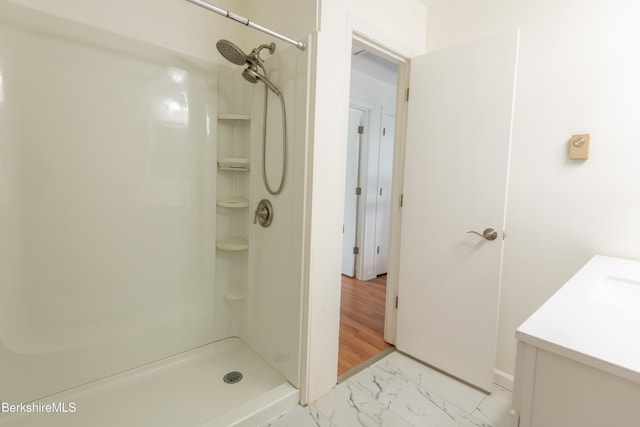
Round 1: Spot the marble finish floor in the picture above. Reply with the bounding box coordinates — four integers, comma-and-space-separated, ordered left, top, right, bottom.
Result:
261, 351, 513, 427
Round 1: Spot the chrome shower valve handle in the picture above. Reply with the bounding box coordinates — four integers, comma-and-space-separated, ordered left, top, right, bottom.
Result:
253, 207, 268, 224
253, 199, 273, 227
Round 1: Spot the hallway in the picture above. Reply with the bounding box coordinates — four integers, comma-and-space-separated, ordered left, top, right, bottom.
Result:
338, 274, 392, 375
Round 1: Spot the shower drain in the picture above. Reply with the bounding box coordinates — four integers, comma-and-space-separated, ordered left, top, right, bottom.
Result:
223, 371, 243, 384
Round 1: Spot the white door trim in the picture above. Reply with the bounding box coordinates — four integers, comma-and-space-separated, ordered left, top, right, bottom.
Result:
349, 31, 411, 346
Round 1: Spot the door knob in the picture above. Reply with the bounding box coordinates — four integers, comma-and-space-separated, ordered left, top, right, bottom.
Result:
467, 228, 498, 241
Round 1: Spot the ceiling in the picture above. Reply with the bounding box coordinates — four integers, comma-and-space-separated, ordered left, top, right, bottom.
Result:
350, 43, 398, 86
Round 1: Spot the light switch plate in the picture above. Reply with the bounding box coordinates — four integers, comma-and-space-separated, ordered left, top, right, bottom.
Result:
569, 134, 590, 160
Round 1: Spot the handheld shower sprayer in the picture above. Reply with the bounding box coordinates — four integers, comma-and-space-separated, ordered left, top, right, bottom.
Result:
216, 39, 288, 196
242, 67, 281, 95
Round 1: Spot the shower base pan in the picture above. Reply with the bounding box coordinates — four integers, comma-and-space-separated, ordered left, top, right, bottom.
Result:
0, 337, 298, 427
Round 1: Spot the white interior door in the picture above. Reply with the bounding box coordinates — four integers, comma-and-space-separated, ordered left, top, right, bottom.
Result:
342, 107, 363, 276
396, 31, 519, 392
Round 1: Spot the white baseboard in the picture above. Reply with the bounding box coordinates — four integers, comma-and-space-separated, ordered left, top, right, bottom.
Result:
494, 368, 514, 391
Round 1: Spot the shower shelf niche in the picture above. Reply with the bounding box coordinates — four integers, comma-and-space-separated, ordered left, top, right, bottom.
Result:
222, 290, 244, 302
215, 67, 251, 341
216, 237, 249, 251
218, 114, 250, 121
216, 197, 249, 208
218, 157, 250, 171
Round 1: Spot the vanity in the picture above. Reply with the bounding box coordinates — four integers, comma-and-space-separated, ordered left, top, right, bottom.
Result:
512, 255, 640, 427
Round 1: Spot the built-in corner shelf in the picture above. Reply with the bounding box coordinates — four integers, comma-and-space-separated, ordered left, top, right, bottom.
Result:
218, 158, 249, 171
222, 290, 244, 302
216, 237, 249, 251
216, 198, 249, 208
218, 114, 251, 121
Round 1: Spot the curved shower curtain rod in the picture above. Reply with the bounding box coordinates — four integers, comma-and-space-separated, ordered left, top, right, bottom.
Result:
184, 0, 306, 51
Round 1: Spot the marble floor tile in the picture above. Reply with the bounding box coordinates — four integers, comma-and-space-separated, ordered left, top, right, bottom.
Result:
472, 385, 513, 427
314, 381, 414, 427
269, 351, 513, 427
347, 365, 400, 401
371, 352, 489, 414
260, 405, 335, 427
373, 376, 492, 427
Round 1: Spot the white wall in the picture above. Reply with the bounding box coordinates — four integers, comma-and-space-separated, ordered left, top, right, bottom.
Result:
245, 0, 316, 45
305, 0, 426, 402
4, 0, 250, 62
424, 0, 640, 378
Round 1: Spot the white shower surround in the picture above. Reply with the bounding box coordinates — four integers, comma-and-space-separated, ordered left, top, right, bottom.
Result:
0, 2, 307, 424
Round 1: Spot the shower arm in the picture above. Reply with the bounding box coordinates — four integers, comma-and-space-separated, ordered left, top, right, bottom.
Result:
184, 0, 306, 51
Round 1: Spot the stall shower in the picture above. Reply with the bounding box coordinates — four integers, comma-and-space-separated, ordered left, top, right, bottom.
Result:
0, 2, 309, 426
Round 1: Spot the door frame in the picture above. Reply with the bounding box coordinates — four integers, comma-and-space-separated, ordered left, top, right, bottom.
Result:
349, 33, 411, 346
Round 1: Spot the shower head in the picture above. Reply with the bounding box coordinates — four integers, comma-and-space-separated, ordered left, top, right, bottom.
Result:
217, 39, 280, 95
216, 39, 248, 66
241, 66, 259, 84
242, 67, 281, 96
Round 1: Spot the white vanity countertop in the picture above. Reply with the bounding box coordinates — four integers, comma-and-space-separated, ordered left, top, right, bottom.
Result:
516, 255, 640, 385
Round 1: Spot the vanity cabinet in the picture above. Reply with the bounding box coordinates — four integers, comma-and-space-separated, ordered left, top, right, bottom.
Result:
511, 255, 640, 427
512, 341, 640, 427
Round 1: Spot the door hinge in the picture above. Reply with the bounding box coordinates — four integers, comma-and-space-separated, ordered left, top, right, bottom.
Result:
377, 246, 380, 254
395, 296, 399, 309
406, 88, 410, 102
358, 125, 364, 134
382, 127, 386, 136
355, 187, 362, 196
379, 188, 383, 196
353, 246, 360, 255
400, 194, 404, 207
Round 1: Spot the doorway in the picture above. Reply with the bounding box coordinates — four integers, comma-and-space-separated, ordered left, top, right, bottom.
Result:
338, 41, 399, 377
335, 29, 517, 392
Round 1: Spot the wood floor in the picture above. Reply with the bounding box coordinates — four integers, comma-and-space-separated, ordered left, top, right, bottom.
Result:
338, 274, 392, 376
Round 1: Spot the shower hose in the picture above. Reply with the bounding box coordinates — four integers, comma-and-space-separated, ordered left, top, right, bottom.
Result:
260, 73, 287, 196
